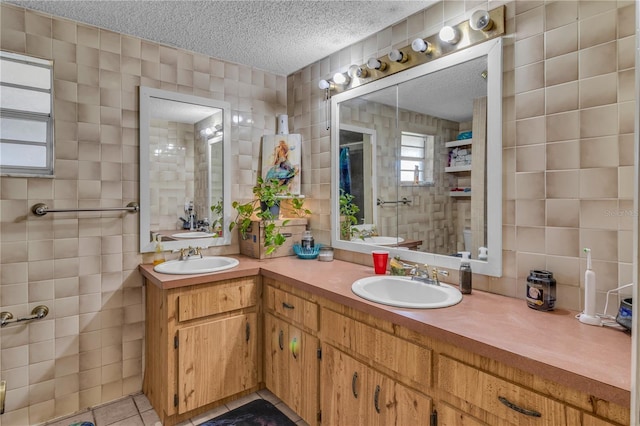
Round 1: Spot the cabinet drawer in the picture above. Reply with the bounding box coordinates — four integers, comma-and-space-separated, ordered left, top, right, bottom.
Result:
321, 308, 431, 389
265, 285, 318, 331
177, 278, 257, 322
438, 356, 567, 426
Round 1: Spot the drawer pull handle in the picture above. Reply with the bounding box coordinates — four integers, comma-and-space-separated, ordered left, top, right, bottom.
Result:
282, 302, 295, 310
278, 329, 284, 350
351, 372, 358, 398
374, 385, 381, 413
245, 322, 251, 342
498, 396, 541, 417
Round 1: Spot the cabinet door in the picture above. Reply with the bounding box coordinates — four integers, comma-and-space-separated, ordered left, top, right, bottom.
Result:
264, 314, 289, 400
264, 313, 319, 425
368, 369, 432, 426
321, 345, 370, 425
288, 325, 319, 424
177, 313, 258, 414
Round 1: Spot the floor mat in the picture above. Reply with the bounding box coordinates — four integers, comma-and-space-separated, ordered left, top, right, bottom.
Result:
198, 399, 297, 426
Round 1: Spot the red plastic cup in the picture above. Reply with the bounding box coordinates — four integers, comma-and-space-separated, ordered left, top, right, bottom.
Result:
372, 250, 389, 275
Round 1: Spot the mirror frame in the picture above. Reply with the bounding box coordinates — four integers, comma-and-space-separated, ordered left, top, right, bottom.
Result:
139, 86, 232, 253
330, 38, 503, 277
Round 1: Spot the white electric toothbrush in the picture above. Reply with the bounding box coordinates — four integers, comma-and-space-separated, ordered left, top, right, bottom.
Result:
579, 248, 602, 326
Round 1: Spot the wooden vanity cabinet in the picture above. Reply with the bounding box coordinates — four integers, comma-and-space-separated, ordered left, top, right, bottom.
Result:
263, 279, 319, 425
144, 277, 260, 426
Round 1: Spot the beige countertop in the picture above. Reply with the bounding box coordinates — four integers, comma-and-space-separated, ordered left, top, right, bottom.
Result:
139, 255, 631, 408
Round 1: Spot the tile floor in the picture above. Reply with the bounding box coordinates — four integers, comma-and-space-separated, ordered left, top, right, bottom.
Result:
44, 389, 309, 426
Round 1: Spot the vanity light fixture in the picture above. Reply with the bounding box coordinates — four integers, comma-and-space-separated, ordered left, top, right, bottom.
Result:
366, 57, 388, 71
469, 9, 493, 31
411, 38, 434, 55
439, 25, 460, 44
388, 49, 409, 63
348, 64, 368, 79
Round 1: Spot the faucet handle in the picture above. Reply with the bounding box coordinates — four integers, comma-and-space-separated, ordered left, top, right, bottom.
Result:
432, 268, 449, 280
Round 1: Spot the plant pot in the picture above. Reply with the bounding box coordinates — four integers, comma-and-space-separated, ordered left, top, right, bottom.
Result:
260, 201, 280, 219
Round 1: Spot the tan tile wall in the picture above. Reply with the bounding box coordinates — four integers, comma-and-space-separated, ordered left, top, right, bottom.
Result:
0, 3, 286, 424
288, 0, 636, 310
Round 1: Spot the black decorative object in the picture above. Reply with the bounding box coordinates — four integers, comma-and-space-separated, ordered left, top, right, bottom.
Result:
198, 399, 296, 426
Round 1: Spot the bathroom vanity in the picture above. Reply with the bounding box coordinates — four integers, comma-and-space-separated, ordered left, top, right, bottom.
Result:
140, 257, 630, 426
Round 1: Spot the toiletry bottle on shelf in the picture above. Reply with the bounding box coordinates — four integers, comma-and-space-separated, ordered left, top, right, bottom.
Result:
153, 234, 165, 266
301, 230, 314, 250
459, 251, 472, 294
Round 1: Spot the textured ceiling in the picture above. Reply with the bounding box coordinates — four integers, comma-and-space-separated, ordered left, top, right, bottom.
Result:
10, 0, 434, 75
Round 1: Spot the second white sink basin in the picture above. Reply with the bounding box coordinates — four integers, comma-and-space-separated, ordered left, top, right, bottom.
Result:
352, 276, 462, 309
154, 256, 239, 275
171, 232, 216, 239
351, 236, 405, 245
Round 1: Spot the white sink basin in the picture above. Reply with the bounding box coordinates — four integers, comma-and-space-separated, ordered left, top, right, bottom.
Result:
352, 276, 462, 309
351, 236, 405, 245
171, 232, 216, 239
154, 256, 239, 275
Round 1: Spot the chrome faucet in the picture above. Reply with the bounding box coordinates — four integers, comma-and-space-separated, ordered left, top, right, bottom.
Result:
178, 246, 202, 260
410, 264, 439, 285
409, 265, 449, 286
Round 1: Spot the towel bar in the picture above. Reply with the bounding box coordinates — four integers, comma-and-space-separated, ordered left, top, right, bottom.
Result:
31, 202, 139, 216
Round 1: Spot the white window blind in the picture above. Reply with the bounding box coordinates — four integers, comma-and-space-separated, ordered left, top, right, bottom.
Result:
400, 132, 434, 184
0, 51, 54, 176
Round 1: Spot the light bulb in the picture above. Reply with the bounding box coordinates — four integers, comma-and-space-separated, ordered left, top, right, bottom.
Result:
205, 127, 213, 136
366, 57, 387, 71
388, 49, 408, 63
439, 26, 460, 44
411, 38, 434, 55
348, 64, 368, 79
318, 79, 332, 90
333, 72, 350, 85
470, 10, 493, 31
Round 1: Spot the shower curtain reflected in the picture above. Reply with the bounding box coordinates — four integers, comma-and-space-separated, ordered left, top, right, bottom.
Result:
339, 147, 351, 194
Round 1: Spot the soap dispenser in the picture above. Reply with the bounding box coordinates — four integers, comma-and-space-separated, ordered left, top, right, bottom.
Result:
459, 252, 472, 294
153, 234, 166, 266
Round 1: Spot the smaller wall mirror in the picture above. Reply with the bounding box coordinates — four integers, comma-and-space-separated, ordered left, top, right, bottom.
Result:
139, 87, 231, 253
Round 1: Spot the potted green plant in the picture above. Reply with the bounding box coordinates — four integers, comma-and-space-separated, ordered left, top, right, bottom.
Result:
209, 199, 224, 236
230, 177, 308, 256
339, 190, 360, 240
289, 196, 311, 218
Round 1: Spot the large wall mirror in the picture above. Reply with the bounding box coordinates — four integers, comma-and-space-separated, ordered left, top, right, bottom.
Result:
331, 38, 503, 276
139, 87, 232, 253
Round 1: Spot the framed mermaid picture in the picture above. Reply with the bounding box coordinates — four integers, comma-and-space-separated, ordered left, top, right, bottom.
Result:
261, 134, 301, 194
